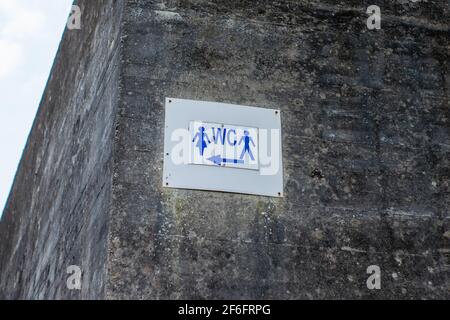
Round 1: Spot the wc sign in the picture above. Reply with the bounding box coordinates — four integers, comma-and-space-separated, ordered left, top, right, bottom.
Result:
189, 121, 259, 170
163, 98, 283, 197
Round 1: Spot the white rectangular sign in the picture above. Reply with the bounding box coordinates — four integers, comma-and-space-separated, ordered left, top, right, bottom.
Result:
189, 121, 259, 170
163, 98, 283, 197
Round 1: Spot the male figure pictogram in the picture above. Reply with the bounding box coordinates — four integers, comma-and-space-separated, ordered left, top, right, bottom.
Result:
239, 130, 256, 161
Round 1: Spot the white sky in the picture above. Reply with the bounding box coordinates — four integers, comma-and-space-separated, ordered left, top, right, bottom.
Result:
0, 1, 74, 215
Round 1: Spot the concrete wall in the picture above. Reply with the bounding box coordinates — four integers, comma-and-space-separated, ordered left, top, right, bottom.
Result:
0, 0, 124, 299
108, 0, 449, 299
1, 0, 449, 299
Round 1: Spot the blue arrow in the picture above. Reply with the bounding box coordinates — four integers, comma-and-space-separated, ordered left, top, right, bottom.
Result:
207, 155, 244, 165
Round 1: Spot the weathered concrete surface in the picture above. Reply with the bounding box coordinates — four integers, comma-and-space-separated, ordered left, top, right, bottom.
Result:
0, 0, 124, 299
1, 0, 449, 299
108, 0, 449, 299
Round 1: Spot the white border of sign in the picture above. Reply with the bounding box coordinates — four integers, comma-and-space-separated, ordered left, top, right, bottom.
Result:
162, 98, 284, 197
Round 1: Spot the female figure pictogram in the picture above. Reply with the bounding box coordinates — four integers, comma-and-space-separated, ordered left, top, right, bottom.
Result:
192, 126, 211, 156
